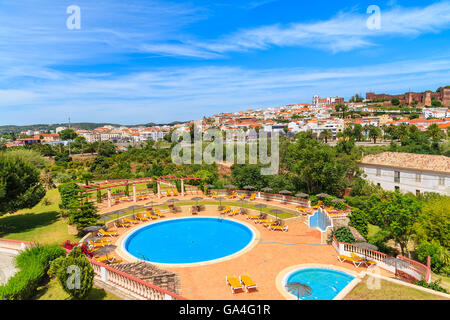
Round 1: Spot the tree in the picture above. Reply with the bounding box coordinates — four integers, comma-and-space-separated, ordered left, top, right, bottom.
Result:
365, 192, 422, 256
68, 197, 100, 230
48, 246, 94, 300
0, 155, 46, 215
320, 129, 332, 143
426, 124, 444, 141
2, 149, 50, 169
413, 196, 450, 248
351, 124, 363, 141
367, 125, 382, 144
391, 98, 400, 106
59, 129, 77, 141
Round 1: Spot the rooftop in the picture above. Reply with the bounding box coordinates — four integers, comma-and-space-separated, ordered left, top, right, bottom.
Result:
360, 152, 450, 174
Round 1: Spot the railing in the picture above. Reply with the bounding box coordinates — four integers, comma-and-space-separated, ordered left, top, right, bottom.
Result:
210, 189, 311, 207
332, 237, 431, 283
88, 258, 187, 300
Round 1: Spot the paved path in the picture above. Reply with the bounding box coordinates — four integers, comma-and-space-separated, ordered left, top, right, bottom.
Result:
0, 252, 18, 285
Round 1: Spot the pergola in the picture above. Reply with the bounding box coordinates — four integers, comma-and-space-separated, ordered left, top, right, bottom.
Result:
79, 175, 202, 207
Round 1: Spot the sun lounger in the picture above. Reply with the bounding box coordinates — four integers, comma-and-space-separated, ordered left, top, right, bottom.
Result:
219, 206, 231, 214
211, 192, 217, 199
227, 192, 237, 199
228, 208, 240, 216
153, 208, 165, 217
88, 240, 111, 250
144, 211, 158, 219
172, 189, 179, 196
123, 217, 139, 224
226, 276, 243, 293
350, 253, 377, 266
247, 214, 261, 220
190, 206, 198, 215
237, 194, 245, 200
249, 193, 256, 201
239, 275, 257, 292
166, 189, 172, 196
114, 221, 130, 228
97, 229, 118, 237
337, 255, 363, 267
136, 212, 149, 221
269, 224, 288, 232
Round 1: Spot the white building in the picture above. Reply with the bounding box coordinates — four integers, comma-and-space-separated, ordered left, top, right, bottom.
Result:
359, 152, 450, 195
422, 108, 449, 119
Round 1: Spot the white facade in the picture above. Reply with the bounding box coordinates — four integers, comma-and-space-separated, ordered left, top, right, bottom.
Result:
359, 164, 449, 195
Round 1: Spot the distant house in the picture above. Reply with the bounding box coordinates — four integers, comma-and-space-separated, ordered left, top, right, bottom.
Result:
359, 152, 450, 195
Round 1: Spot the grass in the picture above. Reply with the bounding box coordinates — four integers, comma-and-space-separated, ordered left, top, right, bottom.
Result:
106, 199, 298, 221
344, 276, 449, 300
0, 189, 79, 245
34, 278, 122, 300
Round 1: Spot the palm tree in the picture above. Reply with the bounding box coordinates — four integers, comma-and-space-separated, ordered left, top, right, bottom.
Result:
368, 125, 382, 144
320, 129, 333, 143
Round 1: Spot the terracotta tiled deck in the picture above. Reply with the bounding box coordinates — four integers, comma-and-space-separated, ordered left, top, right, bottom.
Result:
97, 195, 394, 300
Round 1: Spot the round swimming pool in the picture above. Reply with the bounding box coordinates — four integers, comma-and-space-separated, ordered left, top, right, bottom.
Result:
122, 217, 255, 265
284, 267, 355, 300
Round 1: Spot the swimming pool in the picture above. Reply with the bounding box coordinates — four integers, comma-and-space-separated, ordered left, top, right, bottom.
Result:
123, 217, 255, 265
284, 267, 355, 300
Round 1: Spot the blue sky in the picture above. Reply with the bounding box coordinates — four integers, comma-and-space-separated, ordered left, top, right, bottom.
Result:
1, 0, 450, 125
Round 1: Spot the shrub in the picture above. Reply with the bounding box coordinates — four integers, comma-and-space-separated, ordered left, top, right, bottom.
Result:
0, 245, 65, 300
48, 246, 94, 299
415, 279, 448, 294
332, 227, 355, 243
416, 241, 446, 273
348, 208, 368, 239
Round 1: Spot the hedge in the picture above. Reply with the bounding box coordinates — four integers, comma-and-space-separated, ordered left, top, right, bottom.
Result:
0, 245, 65, 300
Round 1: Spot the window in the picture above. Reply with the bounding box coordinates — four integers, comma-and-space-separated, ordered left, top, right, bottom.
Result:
439, 177, 445, 186
415, 174, 421, 182
394, 171, 400, 183
376, 168, 381, 177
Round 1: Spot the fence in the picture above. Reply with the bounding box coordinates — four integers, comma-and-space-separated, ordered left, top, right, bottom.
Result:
211, 189, 310, 207
89, 258, 187, 300
332, 235, 431, 283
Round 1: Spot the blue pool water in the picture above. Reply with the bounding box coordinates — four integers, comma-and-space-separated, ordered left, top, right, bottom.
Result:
124, 217, 254, 264
285, 268, 355, 300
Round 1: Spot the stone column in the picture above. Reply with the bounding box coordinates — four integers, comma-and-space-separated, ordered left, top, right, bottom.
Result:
107, 188, 112, 208
133, 184, 137, 203
181, 179, 185, 197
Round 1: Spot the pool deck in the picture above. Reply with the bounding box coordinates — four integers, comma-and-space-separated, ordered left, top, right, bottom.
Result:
98, 196, 394, 300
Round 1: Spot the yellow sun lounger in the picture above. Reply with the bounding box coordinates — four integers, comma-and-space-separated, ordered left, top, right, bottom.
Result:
94, 255, 120, 264
350, 253, 377, 266
227, 192, 237, 199
88, 240, 111, 250
211, 192, 217, 199
136, 213, 149, 221
114, 221, 130, 228
249, 193, 256, 201
153, 208, 165, 217
240, 275, 257, 292
219, 206, 231, 214
123, 217, 139, 224
172, 189, 179, 196
144, 212, 158, 219
97, 229, 118, 237
166, 189, 172, 196
247, 214, 260, 220
263, 221, 277, 227
228, 209, 240, 216
237, 194, 245, 200
226, 276, 243, 293
269, 224, 288, 232
337, 255, 363, 268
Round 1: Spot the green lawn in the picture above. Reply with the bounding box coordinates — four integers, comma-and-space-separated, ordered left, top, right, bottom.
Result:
34, 278, 122, 300
107, 199, 298, 221
344, 276, 449, 300
0, 189, 79, 245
